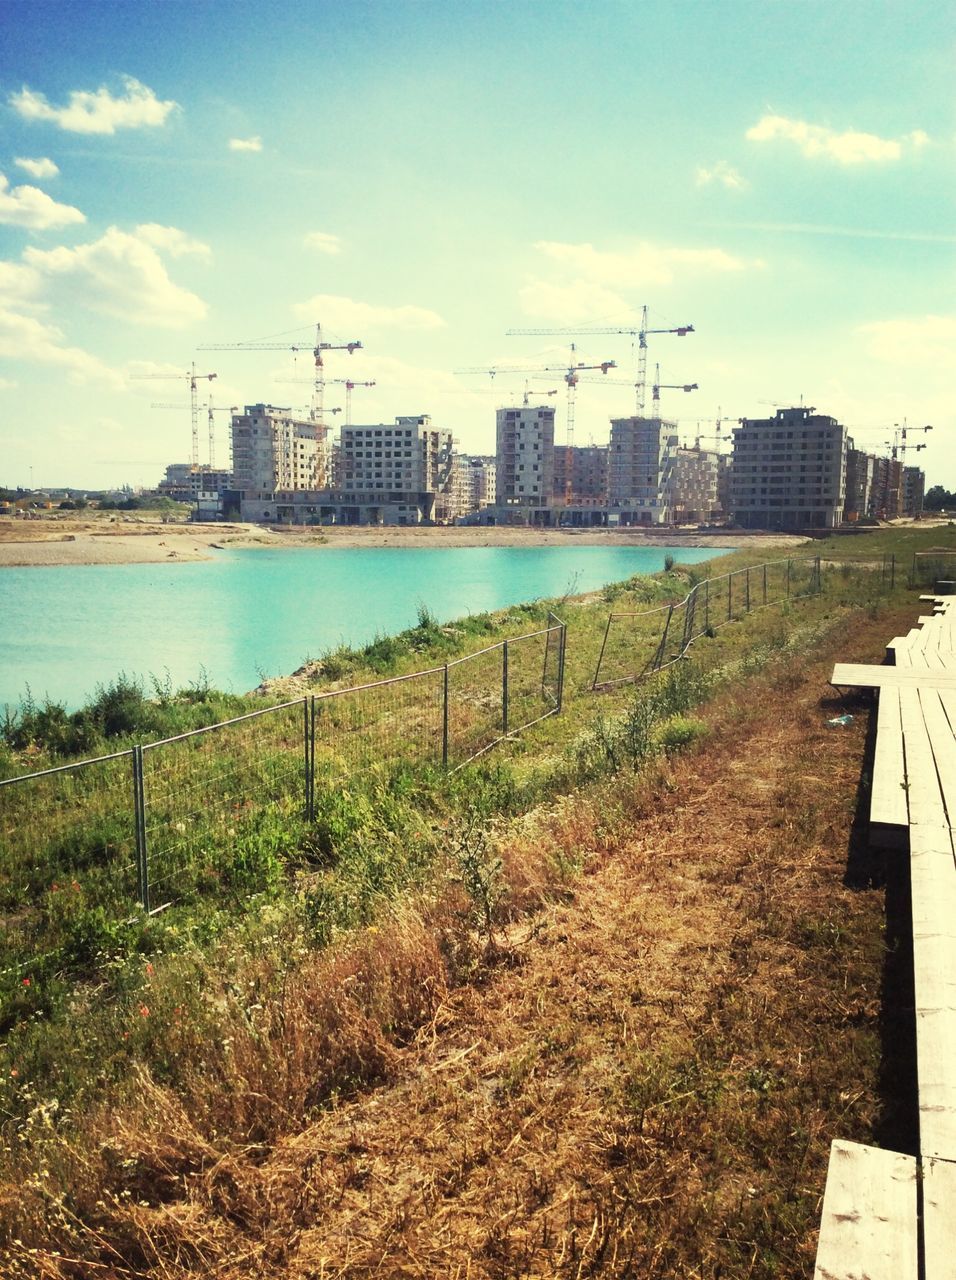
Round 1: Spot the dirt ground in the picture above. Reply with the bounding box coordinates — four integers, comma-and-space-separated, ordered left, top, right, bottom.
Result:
37, 606, 895, 1279
0, 513, 805, 567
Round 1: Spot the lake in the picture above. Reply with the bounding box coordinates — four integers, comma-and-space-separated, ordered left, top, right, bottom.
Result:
0, 544, 724, 711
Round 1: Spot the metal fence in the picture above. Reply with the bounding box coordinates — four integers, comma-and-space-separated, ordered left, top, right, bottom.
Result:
911, 550, 956, 588
592, 556, 825, 690
0, 613, 566, 977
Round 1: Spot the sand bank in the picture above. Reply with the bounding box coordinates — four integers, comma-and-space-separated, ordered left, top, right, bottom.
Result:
0, 515, 807, 567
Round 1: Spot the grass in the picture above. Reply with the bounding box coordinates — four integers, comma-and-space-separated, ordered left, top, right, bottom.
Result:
0, 524, 951, 1272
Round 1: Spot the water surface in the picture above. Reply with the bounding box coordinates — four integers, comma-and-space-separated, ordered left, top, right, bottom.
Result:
0, 544, 722, 710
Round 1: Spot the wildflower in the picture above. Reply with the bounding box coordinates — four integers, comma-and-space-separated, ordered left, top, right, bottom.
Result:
21, 978, 30, 988
138, 1004, 150, 1018
71, 881, 80, 892
145, 963, 154, 978
50, 882, 59, 893
10, 1068, 18, 1078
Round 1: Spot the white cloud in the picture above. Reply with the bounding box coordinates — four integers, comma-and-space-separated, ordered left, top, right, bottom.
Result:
134, 223, 211, 259
294, 294, 445, 331
531, 239, 749, 289
10, 76, 178, 135
24, 226, 207, 328
0, 260, 43, 306
745, 114, 927, 164
858, 315, 956, 369
695, 161, 747, 190
228, 136, 263, 153
304, 231, 342, 255
518, 279, 636, 324
0, 172, 85, 230
14, 156, 59, 180
0, 307, 122, 386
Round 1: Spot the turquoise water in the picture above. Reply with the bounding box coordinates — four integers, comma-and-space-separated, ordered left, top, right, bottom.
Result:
0, 544, 722, 711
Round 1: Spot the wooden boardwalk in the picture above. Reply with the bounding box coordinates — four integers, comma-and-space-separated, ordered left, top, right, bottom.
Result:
816, 597, 956, 1279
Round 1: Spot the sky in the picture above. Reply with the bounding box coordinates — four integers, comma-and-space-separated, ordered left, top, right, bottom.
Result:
0, 0, 954, 492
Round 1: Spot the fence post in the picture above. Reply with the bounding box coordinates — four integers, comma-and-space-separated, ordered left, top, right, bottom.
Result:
593, 613, 614, 690
502, 640, 509, 735
655, 603, 675, 670
890, 553, 896, 591
745, 567, 751, 612
558, 623, 566, 712
442, 664, 449, 769
304, 696, 315, 822
728, 572, 733, 621
704, 577, 710, 632
815, 555, 822, 593
786, 559, 792, 597
762, 562, 768, 605
132, 745, 149, 913
681, 586, 696, 654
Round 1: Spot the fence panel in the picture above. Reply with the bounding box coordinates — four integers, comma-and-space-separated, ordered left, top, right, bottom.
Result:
911, 551, 956, 588
543, 613, 566, 711
592, 602, 676, 689
313, 667, 444, 786
446, 642, 506, 768
140, 700, 305, 909
507, 625, 558, 735
0, 751, 136, 995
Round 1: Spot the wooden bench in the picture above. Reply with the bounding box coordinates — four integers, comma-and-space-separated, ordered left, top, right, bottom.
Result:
814, 1139, 917, 1280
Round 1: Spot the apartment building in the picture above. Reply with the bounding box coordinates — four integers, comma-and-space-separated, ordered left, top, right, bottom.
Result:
870, 456, 903, 519
730, 406, 846, 530
607, 416, 679, 525
338, 415, 456, 523
844, 446, 875, 522
231, 404, 328, 495
668, 446, 721, 523
552, 445, 609, 507
903, 466, 925, 517
157, 462, 233, 502
496, 405, 555, 509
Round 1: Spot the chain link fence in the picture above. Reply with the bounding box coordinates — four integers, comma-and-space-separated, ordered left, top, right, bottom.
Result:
0, 615, 566, 985
592, 556, 826, 690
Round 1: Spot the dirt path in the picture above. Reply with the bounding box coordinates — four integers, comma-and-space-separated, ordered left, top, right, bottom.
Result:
120, 610, 891, 1279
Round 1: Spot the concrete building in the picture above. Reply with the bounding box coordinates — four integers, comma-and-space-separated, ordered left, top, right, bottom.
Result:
870, 456, 903, 520
496, 404, 555, 515
337, 415, 456, 523
903, 466, 925, 517
730, 406, 847, 530
158, 462, 233, 503
231, 404, 328, 495
668, 446, 721, 524
552, 445, 609, 507
607, 416, 679, 525
844, 446, 875, 523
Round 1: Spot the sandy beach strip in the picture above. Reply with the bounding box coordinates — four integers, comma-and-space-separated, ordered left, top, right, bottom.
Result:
0, 517, 807, 567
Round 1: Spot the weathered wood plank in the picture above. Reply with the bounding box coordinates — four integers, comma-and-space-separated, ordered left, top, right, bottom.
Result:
831, 664, 956, 692
922, 1156, 956, 1280
813, 1140, 917, 1280
871, 687, 908, 836
919, 687, 956, 825
899, 688, 947, 827
909, 823, 956, 1161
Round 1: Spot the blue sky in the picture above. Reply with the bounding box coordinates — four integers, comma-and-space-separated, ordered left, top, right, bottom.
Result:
1, 0, 953, 490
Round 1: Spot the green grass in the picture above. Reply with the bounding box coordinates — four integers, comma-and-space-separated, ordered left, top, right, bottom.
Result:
0, 526, 946, 1137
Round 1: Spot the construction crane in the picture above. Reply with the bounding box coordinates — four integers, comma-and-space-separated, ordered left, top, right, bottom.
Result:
652, 364, 698, 417
198, 323, 362, 429
457, 351, 615, 503
278, 376, 376, 426
506, 306, 694, 412
205, 397, 239, 470
888, 422, 933, 461
132, 363, 217, 468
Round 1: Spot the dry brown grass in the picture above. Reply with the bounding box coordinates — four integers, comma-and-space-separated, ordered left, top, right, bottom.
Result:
0, 606, 910, 1278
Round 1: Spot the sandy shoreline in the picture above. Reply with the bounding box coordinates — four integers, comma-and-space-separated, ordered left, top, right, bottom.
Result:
0, 516, 808, 567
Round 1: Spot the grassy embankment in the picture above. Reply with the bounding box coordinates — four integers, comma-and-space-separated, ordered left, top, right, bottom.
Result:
0, 525, 952, 1275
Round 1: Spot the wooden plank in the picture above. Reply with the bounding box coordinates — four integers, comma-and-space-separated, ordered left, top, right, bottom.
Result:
899, 688, 948, 828
831, 664, 956, 692
919, 687, 956, 825
910, 823, 956, 1162
871, 687, 909, 837
922, 1156, 956, 1280
813, 1139, 917, 1280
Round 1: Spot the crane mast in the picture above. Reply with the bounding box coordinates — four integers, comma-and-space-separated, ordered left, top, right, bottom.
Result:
131, 363, 217, 468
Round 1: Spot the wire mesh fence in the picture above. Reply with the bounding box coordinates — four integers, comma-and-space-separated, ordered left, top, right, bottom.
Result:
0, 750, 137, 977
140, 699, 306, 910
592, 556, 824, 689
1, 615, 567, 983
911, 550, 956, 588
